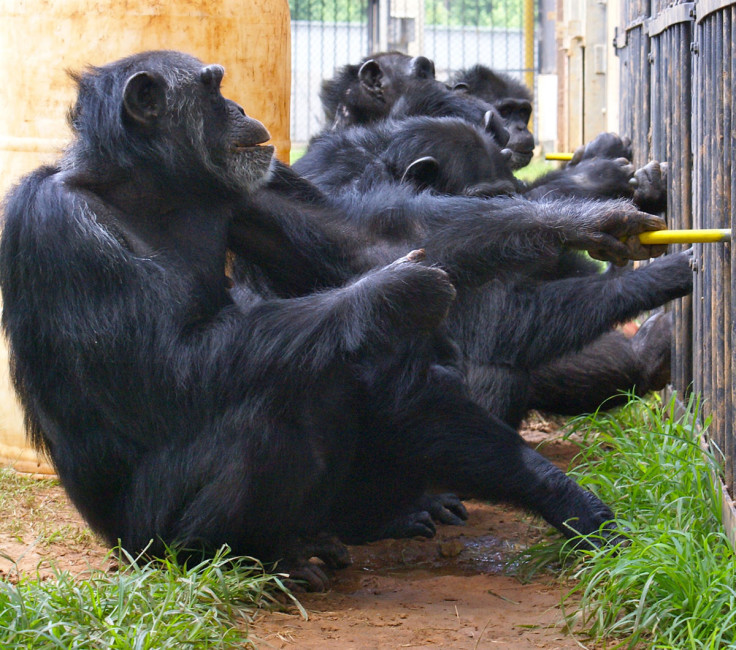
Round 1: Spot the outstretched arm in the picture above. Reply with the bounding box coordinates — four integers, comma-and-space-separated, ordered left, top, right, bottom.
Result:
337, 190, 668, 287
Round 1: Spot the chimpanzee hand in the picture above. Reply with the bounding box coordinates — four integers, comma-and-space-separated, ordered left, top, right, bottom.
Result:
563, 200, 669, 265
630, 160, 668, 214
374, 249, 457, 331
569, 132, 633, 165
632, 311, 674, 391
563, 157, 636, 199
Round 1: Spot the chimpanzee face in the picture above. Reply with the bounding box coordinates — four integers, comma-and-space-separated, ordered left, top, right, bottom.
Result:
494, 98, 534, 169
121, 54, 275, 193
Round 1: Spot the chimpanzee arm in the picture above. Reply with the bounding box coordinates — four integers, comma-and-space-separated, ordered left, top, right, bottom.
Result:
339, 191, 669, 286
229, 187, 372, 296
453, 250, 692, 370
528, 311, 674, 414
216, 251, 456, 379
521, 157, 637, 202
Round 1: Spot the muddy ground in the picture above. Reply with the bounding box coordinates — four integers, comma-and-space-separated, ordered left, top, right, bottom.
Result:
0, 415, 595, 649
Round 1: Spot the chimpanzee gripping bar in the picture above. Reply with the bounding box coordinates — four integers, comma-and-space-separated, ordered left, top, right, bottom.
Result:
639, 229, 731, 245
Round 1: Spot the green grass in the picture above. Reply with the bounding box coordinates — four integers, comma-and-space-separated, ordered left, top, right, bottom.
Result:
289, 146, 305, 165
0, 547, 298, 649
513, 158, 558, 183
521, 395, 736, 648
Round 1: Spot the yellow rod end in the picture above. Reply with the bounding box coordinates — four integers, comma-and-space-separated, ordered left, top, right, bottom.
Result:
638, 229, 732, 244
544, 152, 574, 161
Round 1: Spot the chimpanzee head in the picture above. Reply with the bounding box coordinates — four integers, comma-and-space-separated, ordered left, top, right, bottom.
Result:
320, 51, 437, 128
385, 116, 517, 197
66, 50, 274, 194
450, 65, 535, 170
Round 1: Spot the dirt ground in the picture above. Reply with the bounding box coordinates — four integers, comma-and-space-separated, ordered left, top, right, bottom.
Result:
0, 415, 594, 649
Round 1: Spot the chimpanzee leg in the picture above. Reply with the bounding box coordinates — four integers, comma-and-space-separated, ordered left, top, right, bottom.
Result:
334, 366, 615, 545
528, 311, 673, 415
406, 394, 614, 541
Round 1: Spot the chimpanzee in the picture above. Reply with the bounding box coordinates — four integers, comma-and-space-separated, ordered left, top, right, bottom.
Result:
449, 64, 668, 212
319, 55, 665, 214
295, 118, 678, 424
0, 51, 691, 588
449, 65, 535, 170
320, 51, 436, 130
293, 115, 518, 198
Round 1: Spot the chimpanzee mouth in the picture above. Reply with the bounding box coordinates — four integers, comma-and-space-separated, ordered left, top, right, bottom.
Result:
233, 144, 275, 153
510, 150, 534, 170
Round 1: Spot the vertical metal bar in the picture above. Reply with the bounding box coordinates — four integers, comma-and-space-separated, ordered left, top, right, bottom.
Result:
730, 5, 736, 495
523, 0, 535, 96
722, 6, 734, 493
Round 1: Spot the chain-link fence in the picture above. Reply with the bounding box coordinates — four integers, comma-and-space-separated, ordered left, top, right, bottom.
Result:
290, 0, 534, 145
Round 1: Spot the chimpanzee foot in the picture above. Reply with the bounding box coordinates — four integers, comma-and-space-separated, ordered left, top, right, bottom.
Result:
380, 510, 437, 539
632, 310, 673, 391
418, 493, 469, 526
279, 535, 352, 592
278, 560, 332, 592
300, 534, 352, 570
377, 494, 469, 540
554, 488, 628, 551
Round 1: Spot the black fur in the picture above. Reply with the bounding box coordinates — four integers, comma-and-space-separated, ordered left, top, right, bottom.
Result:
294, 116, 517, 198
320, 51, 436, 129
0, 51, 688, 587
307, 61, 677, 418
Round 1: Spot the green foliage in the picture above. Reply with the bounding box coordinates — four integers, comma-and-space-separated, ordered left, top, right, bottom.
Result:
0, 547, 298, 649
424, 0, 524, 29
522, 395, 736, 648
289, 0, 367, 23
289, 0, 525, 29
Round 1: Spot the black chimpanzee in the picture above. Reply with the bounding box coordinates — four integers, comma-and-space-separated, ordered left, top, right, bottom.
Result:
319, 55, 665, 213
320, 51, 436, 130
293, 115, 518, 198
294, 117, 679, 424
0, 51, 691, 587
449, 64, 667, 212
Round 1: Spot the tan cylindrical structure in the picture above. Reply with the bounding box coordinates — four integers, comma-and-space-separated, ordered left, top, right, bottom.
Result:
0, 0, 291, 475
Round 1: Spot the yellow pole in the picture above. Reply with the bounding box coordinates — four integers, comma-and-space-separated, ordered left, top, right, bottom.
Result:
524, 0, 535, 131
638, 229, 732, 245
545, 152, 574, 161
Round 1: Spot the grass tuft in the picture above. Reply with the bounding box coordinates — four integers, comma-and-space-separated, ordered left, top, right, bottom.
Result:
0, 546, 298, 649
521, 394, 736, 648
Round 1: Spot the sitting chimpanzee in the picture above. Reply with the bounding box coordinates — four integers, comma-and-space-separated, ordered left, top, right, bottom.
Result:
319, 54, 665, 213
449, 64, 668, 213
296, 113, 642, 206
320, 51, 436, 129
293, 115, 518, 198
307, 57, 677, 421
0, 51, 691, 588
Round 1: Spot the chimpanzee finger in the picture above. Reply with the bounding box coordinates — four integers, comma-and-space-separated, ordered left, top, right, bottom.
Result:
584, 232, 635, 264
610, 211, 667, 239
422, 493, 469, 525
569, 145, 586, 166
623, 236, 668, 260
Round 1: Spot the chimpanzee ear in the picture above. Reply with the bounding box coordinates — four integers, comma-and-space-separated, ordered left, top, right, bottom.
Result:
123, 71, 167, 125
411, 56, 435, 80
484, 109, 510, 147
401, 156, 440, 190
358, 60, 383, 95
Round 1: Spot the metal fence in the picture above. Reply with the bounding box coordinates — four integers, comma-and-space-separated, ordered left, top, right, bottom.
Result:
289, 0, 531, 144
616, 0, 736, 495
